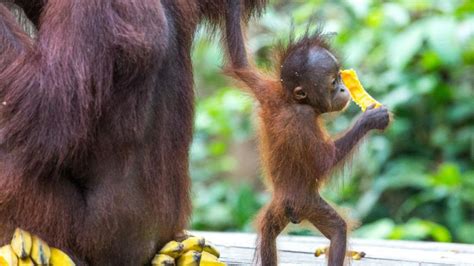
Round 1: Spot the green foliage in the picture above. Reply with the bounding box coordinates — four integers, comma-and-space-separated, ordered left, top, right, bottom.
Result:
191, 89, 253, 182
190, 89, 263, 231
355, 218, 452, 242
189, 0, 474, 243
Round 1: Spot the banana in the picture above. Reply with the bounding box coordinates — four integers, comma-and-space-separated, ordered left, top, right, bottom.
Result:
30, 235, 50, 265
202, 242, 220, 258
341, 69, 382, 112
177, 251, 201, 266
348, 251, 366, 260
152, 254, 175, 266
159, 241, 184, 258
11, 228, 32, 259
314, 246, 365, 261
199, 251, 226, 266
50, 247, 75, 266
0, 245, 18, 266
180, 237, 205, 253
314, 247, 328, 257
18, 257, 34, 266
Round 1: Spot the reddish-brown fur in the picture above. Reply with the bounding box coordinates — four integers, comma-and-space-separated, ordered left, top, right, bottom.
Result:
0, 0, 266, 265
228, 67, 348, 266
226, 26, 390, 265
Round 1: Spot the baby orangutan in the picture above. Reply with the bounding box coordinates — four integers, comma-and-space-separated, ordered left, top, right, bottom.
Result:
226, 31, 390, 266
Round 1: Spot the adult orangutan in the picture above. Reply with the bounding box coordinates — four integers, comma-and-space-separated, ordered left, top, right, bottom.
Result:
0, 0, 266, 265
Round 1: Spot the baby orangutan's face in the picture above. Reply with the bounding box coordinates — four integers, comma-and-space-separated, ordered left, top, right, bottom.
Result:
299, 48, 350, 113
286, 47, 351, 114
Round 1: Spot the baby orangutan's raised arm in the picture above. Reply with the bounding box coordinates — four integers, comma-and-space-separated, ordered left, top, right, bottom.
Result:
223, 0, 279, 104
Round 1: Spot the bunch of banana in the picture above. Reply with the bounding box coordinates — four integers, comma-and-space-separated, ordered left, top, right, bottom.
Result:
0, 228, 75, 266
152, 236, 225, 266
314, 246, 366, 260
341, 69, 382, 112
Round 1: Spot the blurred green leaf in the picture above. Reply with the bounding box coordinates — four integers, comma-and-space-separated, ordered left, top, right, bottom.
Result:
457, 223, 474, 243
388, 25, 423, 69
430, 163, 462, 187
389, 219, 452, 242
355, 219, 395, 239
424, 17, 462, 66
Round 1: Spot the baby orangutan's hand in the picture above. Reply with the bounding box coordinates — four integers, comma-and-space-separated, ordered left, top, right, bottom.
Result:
359, 104, 390, 131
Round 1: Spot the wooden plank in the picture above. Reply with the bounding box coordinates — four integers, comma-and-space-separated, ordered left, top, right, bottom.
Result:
192, 231, 474, 266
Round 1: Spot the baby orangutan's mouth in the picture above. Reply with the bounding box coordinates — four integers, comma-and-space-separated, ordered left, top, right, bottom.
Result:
331, 97, 350, 112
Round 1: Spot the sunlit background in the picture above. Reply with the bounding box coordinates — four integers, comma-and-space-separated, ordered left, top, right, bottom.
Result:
189, 0, 474, 244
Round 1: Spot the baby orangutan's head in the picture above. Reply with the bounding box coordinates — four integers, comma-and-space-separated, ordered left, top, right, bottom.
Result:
279, 31, 350, 113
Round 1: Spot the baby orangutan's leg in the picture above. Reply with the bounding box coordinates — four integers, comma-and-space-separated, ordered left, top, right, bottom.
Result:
307, 197, 348, 266
255, 200, 289, 266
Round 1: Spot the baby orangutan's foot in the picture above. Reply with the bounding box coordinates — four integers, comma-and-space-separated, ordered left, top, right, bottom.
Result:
152, 233, 226, 266
315, 246, 366, 260
0, 228, 75, 266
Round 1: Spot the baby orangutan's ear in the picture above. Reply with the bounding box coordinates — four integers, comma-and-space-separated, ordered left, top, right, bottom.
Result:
293, 86, 307, 100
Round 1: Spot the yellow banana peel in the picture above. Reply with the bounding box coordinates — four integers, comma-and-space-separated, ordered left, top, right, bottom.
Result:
50, 247, 75, 266
159, 240, 184, 259
341, 69, 382, 112
181, 237, 205, 254
200, 251, 225, 266
152, 254, 176, 266
314, 247, 328, 257
202, 242, 220, 259
11, 228, 32, 259
159, 237, 225, 266
0, 245, 18, 266
348, 250, 366, 260
4, 229, 225, 266
30, 235, 51, 265
18, 257, 34, 266
177, 250, 201, 266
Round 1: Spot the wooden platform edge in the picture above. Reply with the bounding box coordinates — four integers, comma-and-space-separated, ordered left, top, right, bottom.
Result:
192, 231, 474, 266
